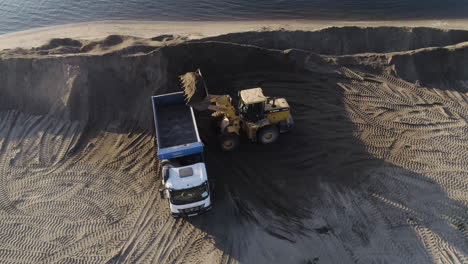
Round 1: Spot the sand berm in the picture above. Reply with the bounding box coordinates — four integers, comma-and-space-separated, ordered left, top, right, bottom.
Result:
0, 26, 467, 263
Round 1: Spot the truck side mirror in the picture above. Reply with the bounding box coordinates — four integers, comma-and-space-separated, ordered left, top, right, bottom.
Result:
159, 188, 168, 199
162, 166, 170, 182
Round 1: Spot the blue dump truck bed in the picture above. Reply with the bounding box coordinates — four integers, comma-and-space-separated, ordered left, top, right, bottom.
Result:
151, 92, 204, 160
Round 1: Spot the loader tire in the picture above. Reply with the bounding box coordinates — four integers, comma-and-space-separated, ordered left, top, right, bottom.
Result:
258, 126, 279, 144
219, 133, 239, 151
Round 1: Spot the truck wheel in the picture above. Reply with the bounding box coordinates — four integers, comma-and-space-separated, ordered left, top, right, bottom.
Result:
258, 126, 279, 144
219, 133, 239, 151
160, 159, 171, 167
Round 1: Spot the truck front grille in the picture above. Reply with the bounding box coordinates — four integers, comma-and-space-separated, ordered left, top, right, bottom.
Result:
181, 205, 204, 214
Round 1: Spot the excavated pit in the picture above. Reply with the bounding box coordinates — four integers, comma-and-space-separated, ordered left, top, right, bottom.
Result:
0, 27, 467, 263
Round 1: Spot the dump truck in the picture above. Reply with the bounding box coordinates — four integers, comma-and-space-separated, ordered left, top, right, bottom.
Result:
151, 92, 212, 217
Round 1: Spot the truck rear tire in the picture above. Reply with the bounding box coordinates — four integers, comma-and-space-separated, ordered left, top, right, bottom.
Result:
258, 126, 279, 144
160, 159, 171, 167
219, 133, 239, 151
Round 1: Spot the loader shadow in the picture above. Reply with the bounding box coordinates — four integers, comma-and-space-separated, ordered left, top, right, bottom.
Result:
182, 69, 468, 263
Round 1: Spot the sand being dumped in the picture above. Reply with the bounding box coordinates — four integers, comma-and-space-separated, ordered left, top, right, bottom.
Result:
0, 27, 467, 263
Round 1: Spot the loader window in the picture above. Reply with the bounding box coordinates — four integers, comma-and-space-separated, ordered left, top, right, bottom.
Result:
238, 101, 264, 122
238, 100, 249, 115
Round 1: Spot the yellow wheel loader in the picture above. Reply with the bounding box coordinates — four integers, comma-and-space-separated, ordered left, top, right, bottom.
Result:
180, 70, 294, 151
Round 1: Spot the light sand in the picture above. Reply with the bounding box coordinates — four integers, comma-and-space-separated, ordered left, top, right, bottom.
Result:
0, 24, 467, 263
2, 19, 468, 50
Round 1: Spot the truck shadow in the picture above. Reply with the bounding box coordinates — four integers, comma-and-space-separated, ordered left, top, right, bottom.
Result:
181, 63, 468, 263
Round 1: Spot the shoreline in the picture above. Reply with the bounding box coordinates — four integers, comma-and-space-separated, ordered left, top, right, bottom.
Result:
1, 19, 468, 50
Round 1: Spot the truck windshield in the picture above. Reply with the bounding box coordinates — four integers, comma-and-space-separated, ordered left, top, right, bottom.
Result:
170, 182, 209, 205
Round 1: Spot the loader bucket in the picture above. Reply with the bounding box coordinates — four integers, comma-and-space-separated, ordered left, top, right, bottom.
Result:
180, 70, 210, 111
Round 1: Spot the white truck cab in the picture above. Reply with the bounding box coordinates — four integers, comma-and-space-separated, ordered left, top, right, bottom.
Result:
160, 161, 212, 217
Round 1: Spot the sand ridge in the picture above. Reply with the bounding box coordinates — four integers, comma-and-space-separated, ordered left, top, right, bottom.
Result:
2, 19, 468, 50
0, 26, 467, 263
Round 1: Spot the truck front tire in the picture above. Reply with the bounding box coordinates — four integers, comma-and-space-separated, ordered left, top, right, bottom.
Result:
219, 133, 239, 151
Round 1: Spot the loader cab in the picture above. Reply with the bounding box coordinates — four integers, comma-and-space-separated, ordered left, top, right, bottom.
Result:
238, 88, 267, 122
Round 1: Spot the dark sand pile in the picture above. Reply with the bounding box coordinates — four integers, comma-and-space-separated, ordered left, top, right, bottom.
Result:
0, 27, 467, 263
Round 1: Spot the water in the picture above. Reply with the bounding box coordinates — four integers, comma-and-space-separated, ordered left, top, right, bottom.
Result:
0, 0, 467, 34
